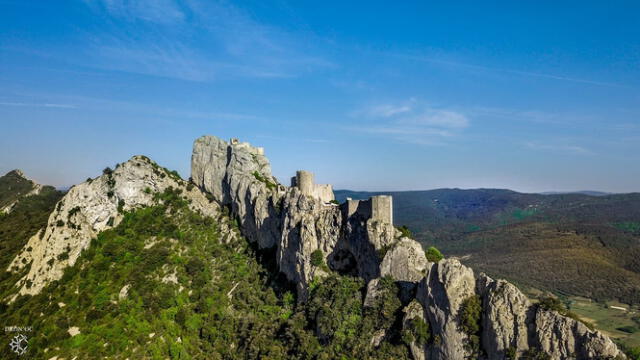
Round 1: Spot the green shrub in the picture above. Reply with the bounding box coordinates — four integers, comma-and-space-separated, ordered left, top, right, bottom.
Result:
538, 296, 565, 313
397, 225, 412, 238
618, 325, 638, 334
185, 257, 205, 276
425, 246, 444, 263
310, 249, 324, 267
68, 206, 81, 217
117, 199, 125, 213
459, 295, 482, 354
252, 171, 277, 191
403, 317, 430, 346
522, 348, 552, 360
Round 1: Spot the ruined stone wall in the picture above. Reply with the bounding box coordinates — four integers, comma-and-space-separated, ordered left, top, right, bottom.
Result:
313, 184, 334, 203
371, 195, 393, 224
344, 198, 371, 219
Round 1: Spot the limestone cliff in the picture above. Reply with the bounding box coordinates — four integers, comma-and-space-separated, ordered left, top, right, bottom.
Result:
191, 134, 626, 359
191, 136, 410, 300
7, 156, 218, 297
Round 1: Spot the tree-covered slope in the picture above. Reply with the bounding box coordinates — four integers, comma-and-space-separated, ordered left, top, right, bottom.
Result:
336, 189, 640, 303
0, 184, 63, 300
0, 170, 41, 212
0, 188, 413, 359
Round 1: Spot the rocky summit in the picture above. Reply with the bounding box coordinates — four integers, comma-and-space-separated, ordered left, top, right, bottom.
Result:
0, 135, 627, 359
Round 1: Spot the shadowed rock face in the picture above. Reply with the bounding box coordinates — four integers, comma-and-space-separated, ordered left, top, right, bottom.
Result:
191, 135, 412, 300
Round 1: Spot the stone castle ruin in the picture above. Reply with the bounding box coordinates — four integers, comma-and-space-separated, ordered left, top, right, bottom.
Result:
230, 137, 264, 155
290, 170, 335, 204
289, 169, 393, 225
224, 138, 395, 226
344, 195, 393, 224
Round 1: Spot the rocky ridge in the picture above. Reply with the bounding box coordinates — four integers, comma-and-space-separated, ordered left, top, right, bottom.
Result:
0, 169, 44, 214
3, 135, 626, 359
190, 135, 625, 359
8, 156, 219, 297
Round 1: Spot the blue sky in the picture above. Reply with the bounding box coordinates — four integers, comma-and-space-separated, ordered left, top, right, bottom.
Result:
1, 1, 639, 192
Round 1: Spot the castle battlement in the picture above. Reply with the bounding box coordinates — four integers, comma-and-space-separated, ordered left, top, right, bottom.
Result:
343, 195, 393, 224
230, 138, 264, 155
291, 170, 335, 203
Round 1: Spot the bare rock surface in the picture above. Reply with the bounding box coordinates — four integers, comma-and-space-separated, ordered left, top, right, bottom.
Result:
533, 307, 624, 359
417, 258, 477, 360
380, 237, 429, 283
8, 156, 217, 296
478, 274, 532, 359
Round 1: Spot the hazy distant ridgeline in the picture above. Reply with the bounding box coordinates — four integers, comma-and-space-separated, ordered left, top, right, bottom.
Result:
335, 189, 640, 303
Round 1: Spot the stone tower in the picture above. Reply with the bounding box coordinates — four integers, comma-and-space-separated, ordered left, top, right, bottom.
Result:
371, 195, 393, 224
295, 170, 314, 196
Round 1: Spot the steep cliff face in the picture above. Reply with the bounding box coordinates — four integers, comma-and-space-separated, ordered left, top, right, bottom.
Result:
191, 134, 626, 359
417, 259, 477, 359
191, 136, 404, 300
7, 156, 218, 297
477, 275, 532, 359
410, 262, 625, 360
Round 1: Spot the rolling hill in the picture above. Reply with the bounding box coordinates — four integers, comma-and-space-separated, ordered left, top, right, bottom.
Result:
336, 189, 640, 304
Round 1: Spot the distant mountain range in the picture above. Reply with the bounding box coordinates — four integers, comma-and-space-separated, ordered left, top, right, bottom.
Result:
539, 190, 612, 196
336, 188, 640, 304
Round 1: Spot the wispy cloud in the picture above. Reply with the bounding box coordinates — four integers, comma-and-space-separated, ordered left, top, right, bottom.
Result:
0, 102, 76, 109
525, 141, 592, 155
471, 107, 594, 126
365, 104, 413, 118
350, 99, 469, 145
85, 0, 185, 24
76, 0, 332, 81
393, 53, 626, 88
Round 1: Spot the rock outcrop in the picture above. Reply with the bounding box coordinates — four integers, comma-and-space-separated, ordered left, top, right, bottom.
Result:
417, 259, 477, 359
534, 307, 622, 359
8, 156, 218, 296
402, 300, 428, 360
410, 263, 625, 360
477, 275, 532, 359
190, 135, 626, 359
191, 136, 404, 299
